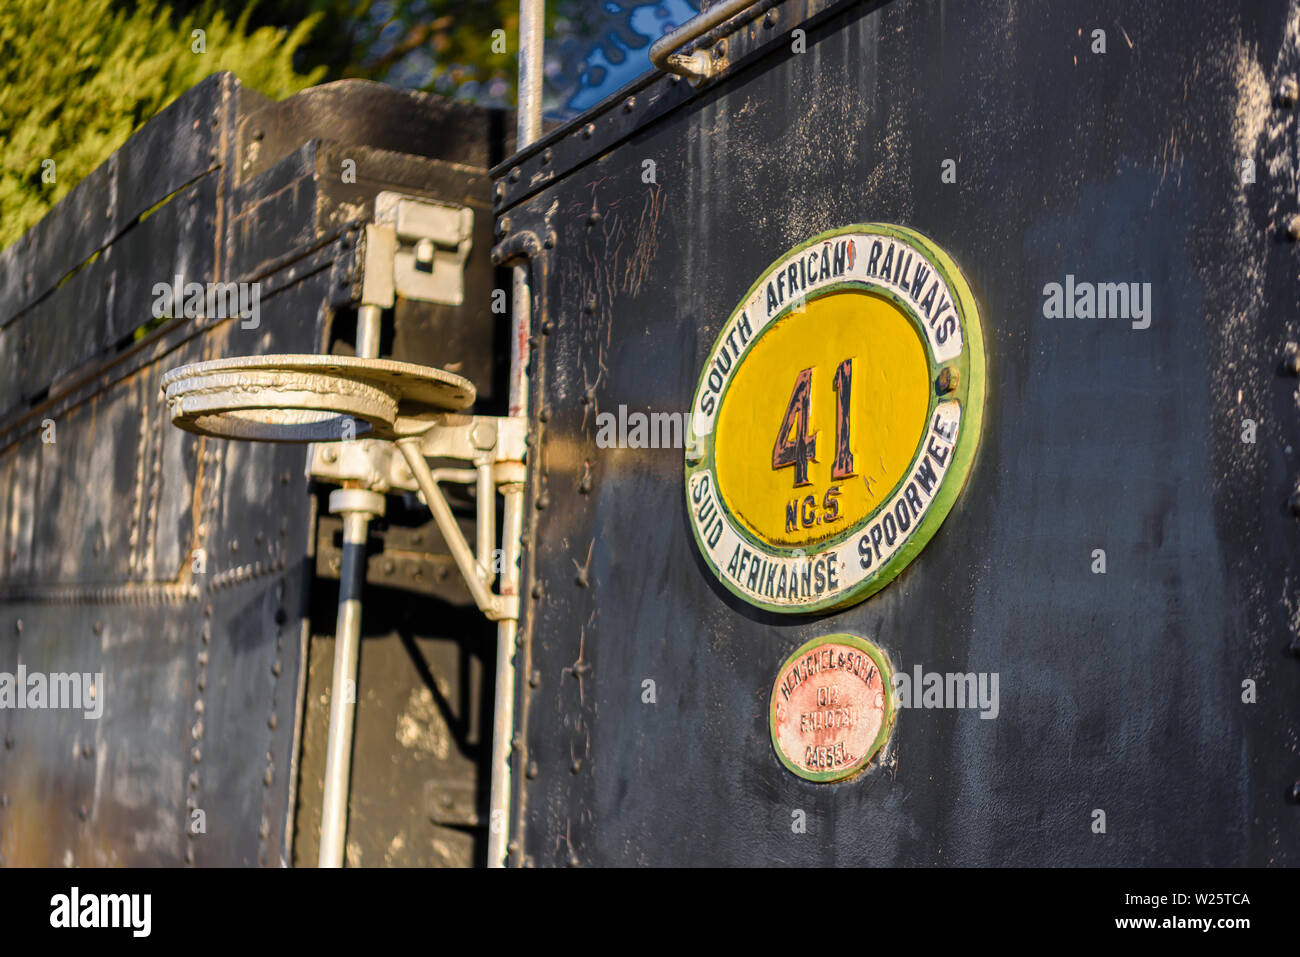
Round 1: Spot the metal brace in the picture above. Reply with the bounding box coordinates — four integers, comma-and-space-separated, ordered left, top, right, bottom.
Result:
308, 414, 526, 622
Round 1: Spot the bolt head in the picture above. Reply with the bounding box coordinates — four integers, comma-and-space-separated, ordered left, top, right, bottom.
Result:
1282, 343, 1300, 376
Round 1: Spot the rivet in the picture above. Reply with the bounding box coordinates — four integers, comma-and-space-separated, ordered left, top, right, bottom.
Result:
583, 296, 596, 314
268, 713, 278, 730
1291, 780, 1300, 803
92, 621, 102, 635
1289, 485, 1300, 517
264, 766, 274, 787
192, 747, 202, 764
587, 210, 601, 226
541, 148, 553, 165
538, 405, 551, 422
509, 166, 521, 183
526, 761, 539, 779
763, 9, 778, 27
1282, 342, 1299, 376
536, 491, 550, 510
78, 805, 88, 821
575, 569, 589, 588
13, 619, 20, 634
1286, 217, 1300, 242
713, 41, 726, 59
1279, 78, 1298, 107
185, 848, 195, 865
531, 582, 544, 600
529, 670, 541, 688
623, 96, 636, 113
570, 759, 582, 774
936, 367, 959, 395
582, 123, 595, 140
81, 744, 92, 759
493, 182, 505, 204
568, 852, 579, 867
544, 231, 557, 249
579, 473, 593, 494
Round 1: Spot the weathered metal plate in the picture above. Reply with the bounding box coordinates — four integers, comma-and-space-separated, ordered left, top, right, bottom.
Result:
0, 73, 507, 866
503, 0, 1300, 867
686, 224, 985, 613
770, 633, 895, 782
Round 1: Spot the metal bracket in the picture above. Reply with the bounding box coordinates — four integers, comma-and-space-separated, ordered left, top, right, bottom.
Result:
373, 191, 474, 306
648, 0, 761, 84
307, 414, 526, 622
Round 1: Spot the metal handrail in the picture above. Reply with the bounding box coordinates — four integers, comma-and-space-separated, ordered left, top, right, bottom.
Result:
649, 0, 764, 84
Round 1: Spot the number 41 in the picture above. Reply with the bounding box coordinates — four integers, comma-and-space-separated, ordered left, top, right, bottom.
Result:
771, 359, 856, 487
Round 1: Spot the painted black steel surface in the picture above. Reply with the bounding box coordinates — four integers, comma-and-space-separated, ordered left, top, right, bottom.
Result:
504, 0, 1300, 865
0, 74, 505, 865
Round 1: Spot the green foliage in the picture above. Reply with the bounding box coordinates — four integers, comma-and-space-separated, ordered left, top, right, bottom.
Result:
0, 0, 324, 250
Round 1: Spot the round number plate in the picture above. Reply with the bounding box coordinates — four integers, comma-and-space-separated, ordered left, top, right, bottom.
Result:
685, 224, 986, 613
770, 633, 895, 783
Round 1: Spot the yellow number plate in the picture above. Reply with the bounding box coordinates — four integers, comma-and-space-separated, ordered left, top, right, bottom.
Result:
685, 224, 986, 614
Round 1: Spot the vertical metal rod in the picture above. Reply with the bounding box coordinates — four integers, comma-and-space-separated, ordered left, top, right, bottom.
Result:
319, 510, 369, 868
318, 307, 384, 867
487, 0, 544, 869
517, 0, 544, 147
356, 304, 382, 360
476, 462, 496, 579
